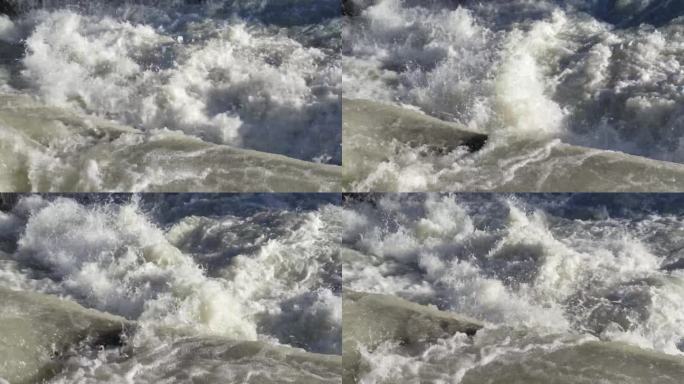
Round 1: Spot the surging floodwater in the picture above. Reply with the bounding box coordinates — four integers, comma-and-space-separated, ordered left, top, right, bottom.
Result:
342, 194, 684, 383
343, 0, 684, 190
0, 194, 341, 382
0, 0, 341, 191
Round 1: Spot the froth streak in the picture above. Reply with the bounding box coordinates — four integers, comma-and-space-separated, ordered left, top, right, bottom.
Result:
53, 337, 342, 383
460, 341, 684, 384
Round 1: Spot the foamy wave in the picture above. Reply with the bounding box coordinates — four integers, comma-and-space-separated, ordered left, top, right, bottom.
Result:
11, 7, 340, 162
1, 195, 342, 355
342, 194, 684, 355
344, 0, 684, 162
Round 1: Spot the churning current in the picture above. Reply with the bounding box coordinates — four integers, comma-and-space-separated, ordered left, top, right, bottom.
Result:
0, 194, 342, 383
343, 0, 684, 190
0, 1, 341, 191
341, 193, 684, 383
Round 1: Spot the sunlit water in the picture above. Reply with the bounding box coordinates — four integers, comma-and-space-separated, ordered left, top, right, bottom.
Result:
342, 193, 684, 382
0, 194, 341, 382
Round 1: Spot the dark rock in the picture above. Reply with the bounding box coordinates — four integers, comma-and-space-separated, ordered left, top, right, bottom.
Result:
0, 0, 17, 17
590, 0, 684, 28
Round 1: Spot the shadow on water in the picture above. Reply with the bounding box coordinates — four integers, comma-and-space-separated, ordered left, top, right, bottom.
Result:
0, 0, 341, 26
342, 0, 684, 28
580, 0, 684, 28
0, 192, 341, 221
0, 0, 17, 16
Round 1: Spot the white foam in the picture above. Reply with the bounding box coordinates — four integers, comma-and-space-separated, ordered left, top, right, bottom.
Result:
4, 196, 341, 355
494, 12, 568, 136
342, 195, 684, 355
12, 5, 340, 163
0, 15, 19, 43
0, 194, 343, 382
15, 197, 257, 340
344, 0, 684, 171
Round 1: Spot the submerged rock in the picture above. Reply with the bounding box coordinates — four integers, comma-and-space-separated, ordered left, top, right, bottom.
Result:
0, 287, 132, 384
343, 98, 487, 157
343, 98, 487, 189
343, 290, 482, 383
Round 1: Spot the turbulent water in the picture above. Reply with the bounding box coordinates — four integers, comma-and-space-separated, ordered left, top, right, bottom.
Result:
341, 193, 684, 382
343, 0, 684, 190
0, 194, 341, 382
0, 0, 341, 191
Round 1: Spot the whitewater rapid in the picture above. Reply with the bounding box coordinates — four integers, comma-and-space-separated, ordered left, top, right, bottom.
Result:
0, 194, 342, 382
341, 194, 684, 382
0, 0, 341, 191
343, 0, 684, 191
